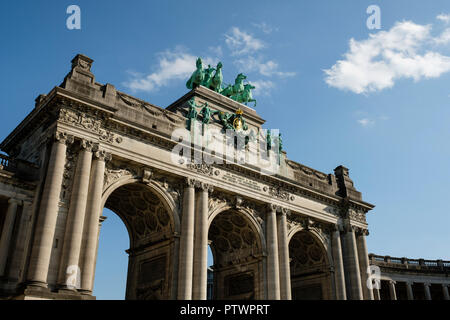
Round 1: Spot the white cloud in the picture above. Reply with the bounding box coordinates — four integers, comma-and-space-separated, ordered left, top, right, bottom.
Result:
434, 28, 450, 45
357, 118, 375, 127
324, 21, 450, 94
235, 56, 296, 78
124, 48, 216, 92
208, 45, 223, 58
225, 27, 265, 56
249, 80, 275, 96
252, 22, 278, 34
437, 13, 450, 24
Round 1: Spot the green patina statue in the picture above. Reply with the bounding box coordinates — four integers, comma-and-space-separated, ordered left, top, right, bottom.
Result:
221, 73, 247, 98
186, 98, 200, 129
266, 129, 272, 151
201, 65, 215, 88
186, 58, 257, 107
231, 84, 257, 107
186, 58, 205, 89
209, 62, 223, 92
199, 102, 213, 125
278, 133, 283, 153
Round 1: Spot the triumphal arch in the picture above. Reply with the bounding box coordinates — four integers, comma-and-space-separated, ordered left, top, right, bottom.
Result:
0, 54, 376, 300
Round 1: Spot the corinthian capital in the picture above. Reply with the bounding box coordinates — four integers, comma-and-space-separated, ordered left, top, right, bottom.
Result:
280, 207, 290, 216
80, 139, 94, 151
268, 203, 280, 213
199, 182, 214, 193
54, 131, 74, 145
93, 149, 112, 162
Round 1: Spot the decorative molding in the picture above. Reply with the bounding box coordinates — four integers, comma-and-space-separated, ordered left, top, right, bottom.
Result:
58, 107, 121, 145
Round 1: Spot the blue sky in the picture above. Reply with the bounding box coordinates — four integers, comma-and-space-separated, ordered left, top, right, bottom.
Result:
2, 1, 450, 299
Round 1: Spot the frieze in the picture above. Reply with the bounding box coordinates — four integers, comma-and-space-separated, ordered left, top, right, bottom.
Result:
348, 208, 367, 223
58, 107, 121, 145
264, 185, 294, 201
222, 172, 261, 192
187, 162, 219, 176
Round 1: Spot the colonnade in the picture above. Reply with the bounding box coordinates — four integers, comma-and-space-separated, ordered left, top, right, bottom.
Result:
374, 280, 450, 300
25, 132, 110, 293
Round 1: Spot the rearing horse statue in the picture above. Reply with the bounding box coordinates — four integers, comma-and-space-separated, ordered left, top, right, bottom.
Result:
221, 73, 247, 98
186, 57, 205, 89
209, 62, 223, 92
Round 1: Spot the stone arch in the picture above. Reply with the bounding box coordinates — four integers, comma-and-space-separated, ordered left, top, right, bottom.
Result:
288, 228, 333, 300
208, 205, 266, 254
207, 206, 265, 300
97, 176, 180, 300
101, 175, 180, 236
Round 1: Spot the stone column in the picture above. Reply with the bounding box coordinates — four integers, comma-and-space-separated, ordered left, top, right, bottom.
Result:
442, 284, 449, 300
266, 204, 280, 300
57, 139, 93, 290
389, 280, 397, 300
331, 225, 347, 300
406, 281, 414, 300
177, 178, 196, 300
277, 208, 291, 300
192, 182, 212, 300
79, 149, 110, 293
373, 288, 381, 300
356, 229, 374, 300
344, 225, 363, 299
7, 200, 33, 281
424, 283, 432, 300
27, 131, 73, 287
0, 198, 20, 276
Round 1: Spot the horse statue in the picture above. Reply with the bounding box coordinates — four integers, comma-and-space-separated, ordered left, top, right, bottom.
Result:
231, 84, 257, 107
221, 73, 247, 98
186, 57, 205, 89
201, 65, 215, 88
209, 62, 223, 92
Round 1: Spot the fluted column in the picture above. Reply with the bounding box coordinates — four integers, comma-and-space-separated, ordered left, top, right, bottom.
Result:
79, 149, 110, 293
27, 131, 73, 287
331, 225, 347, 300
57, 139, 93, 289
7, 200, 33, 281
266, 204, 280, 300
389, 280, 397, 300
177, 178, 196, 299
424, 283, 431, 300
344, 225, 363, 299
277, 208, 291, 300
442, 284, 449, 300
192, 182, 212, 300
406, 281, 414, 300
0, 198, 20, 275
356, 229, 374, 300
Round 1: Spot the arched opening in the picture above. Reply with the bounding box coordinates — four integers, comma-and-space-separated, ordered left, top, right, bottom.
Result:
289, 230, 332, 300
93, 208, 129, 300
95, 182, 176, 300
208, 210, 262, 300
